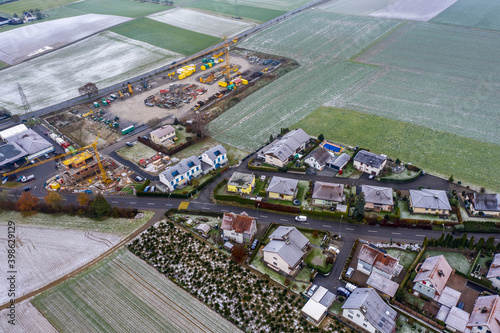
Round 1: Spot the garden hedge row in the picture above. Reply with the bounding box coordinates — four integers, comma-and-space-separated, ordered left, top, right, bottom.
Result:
380, 170, 422, 183
301, 209, 348, 219
137, 179, 151, 192
463, 221, 500, 233
247, 158, 278, 172
306, 262, 333, 275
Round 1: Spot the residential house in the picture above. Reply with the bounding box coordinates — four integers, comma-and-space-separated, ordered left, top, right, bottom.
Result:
150, 125, 176, 145
366, 272, 399, 298
263, 129, 310, 167
466, 295, 500, 333
227, 172, 255, 194
413, 255, 453, 298
357, 244, 402, 280
353, 150, 387, 176
304, 147, 332, 171
342, 288, 397, 333
262, 226, 310, 275
266, 176, 298, 201
221, 212, 256, 243
196, 223, 210, 237
312, 181, 344, 207
437, 305, 470, 333
301, 286, 335, 326
362, 185, 394, 212
409, 189, 451, 216
201, 144, 227, 171
469, 193, 500, 217
159, 155, 201, 191
327, 153, 351, 171
486, 253, 500, 289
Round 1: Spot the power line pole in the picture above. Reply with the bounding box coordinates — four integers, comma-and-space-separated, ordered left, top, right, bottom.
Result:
17, 82, 33, 119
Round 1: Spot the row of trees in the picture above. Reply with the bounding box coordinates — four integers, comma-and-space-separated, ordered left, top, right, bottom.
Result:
4, 192, 137, 219
428, 233, 500, 253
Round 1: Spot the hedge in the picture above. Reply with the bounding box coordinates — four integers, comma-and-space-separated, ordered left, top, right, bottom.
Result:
214, 194, 256, 205
463, 221, 500, 233
164, 208, 223, 218
454, 270, 493, 289
247, 158, 278, 172
380, 169, 422, 183
301, 209, 348, 220
306, 262, 333, 275
397, 240, 428, 294
137, 179, 151, 192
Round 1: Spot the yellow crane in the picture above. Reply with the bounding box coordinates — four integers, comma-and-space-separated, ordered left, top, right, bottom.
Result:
3, 135, 112, 184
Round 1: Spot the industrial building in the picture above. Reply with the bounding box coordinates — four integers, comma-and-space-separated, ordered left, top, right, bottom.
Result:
0, 125, 54, 167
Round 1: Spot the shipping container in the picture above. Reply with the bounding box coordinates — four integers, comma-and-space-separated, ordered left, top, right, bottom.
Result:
121, 125, 135, 135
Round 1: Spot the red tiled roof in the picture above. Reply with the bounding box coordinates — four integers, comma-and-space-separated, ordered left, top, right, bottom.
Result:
221, 212, 255, 234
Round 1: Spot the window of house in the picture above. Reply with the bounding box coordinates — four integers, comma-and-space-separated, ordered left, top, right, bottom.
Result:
273, 262, 278, 266
348, 310, 354, 314
348, 315, 353, 319
363, 324, 367, 327
356, 314, 360, 318
477, 327, 483, 330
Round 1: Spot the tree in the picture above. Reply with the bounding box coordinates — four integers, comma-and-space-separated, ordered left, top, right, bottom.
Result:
486, 236, 495, 251
318, 134, 324, 142
45, 191, 63, 209
146, 117, 162, 128
468, 236, 475, 249
448, 174, 454, 182
78, 82, 98, 99
480, 187, 486, 193
17, 191, 38, 211
231, 244, 245, 263
395, 158, 401, 165
89, 194, 111, 218
476, 237, 485, 250
191, 112, 208, 138
353, 192, 365, 221
77, 193, 91, 206
269, 134, 274, 143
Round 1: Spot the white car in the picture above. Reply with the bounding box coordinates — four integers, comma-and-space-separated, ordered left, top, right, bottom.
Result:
295, 215, 307, 222
328, 245, 340, 254
346, 267, 354, 278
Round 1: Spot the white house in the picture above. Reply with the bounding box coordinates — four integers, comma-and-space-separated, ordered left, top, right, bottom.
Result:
487, 253, 500, 289
413, 255, 453, 298
150, 125, 176, 145
159, 155, 201, 191
201, 144, 227, 171
353, 150, 387, 176
262, 226, 310, 276
263, 129, 310, 167
304, 147, 332, 171
311, 181, 344, 207
357, 244, 402, 280
221, 212, 256, 243
466, 295, 500, 333
342, 288, 397, 333
302, 286, 335, 326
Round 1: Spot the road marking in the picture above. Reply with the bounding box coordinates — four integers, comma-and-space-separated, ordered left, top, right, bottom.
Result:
302, 222, 309, 225
111, 201, 119, 203
322, 225, 332, 228
260, 215, 268, 218
345, 227, 354, 230
280, 219, 288, 222
147, 203, 155, 205
201, 207, 210, 210
368, 230, 377, 233
416, 234, 426, 237
165, 204, 172, 206
129, 202, 137, 204
221, 209, 228, 212
392, 232, 401, 235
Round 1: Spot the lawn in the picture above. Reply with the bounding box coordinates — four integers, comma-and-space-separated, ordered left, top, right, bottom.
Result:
425, 250, 471, 274
432, 0, 500, 32
0, 210, 155, 236
396, 315, 429, 333
209, 0, 311, 11
0, 0, 77, 15
172, 137, 249, 164
329, 300, 343, 315
0, 60, 8, 69
110, 18, 220, 56
403, 292, 425, 310
305, 247, 328, 267
398, 200, 458, 222
295, 107, 500, 191
334, 162, 356, 178
251, 252, 285, 284
251, 177, 266, 195
385, 249, 417, 271
188, 0, 286, 23
32, 249, 239, 333
116, 142, 158, 164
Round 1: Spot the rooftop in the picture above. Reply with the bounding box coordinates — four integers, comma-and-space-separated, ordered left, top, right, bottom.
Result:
328, 153, 350, 168
487, 253, 500, 279
474, 193, 500, 212
221, 212, 255, 234
409, 189, 451, 211
366, 272, 399, 297
354, 150, 386, 168
413, 255, 453, 295
468, 295, 500, 331
228, 172, 255, 187
312, 181, 344, 202
362, 185, 394, 206
203, 144, 227, 161
264, 129, 310, 162
8, 129, 53, 155
160, 155, 201, 182
358, 244, 399, 275
306, 147, 332, 166
0, 142, 28, 167
434, 286, 461, 308
263, 226, 309, 267
267, 176, 298, 196
301, 299, 327, 322
150, 125, 175, 138
445, 306, 470, 332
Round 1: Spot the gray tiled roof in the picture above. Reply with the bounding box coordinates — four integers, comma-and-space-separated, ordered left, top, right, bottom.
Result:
263, 226, 309, 267
410, 189, 451, 210
328, 153, 350, 168
8, 129, 53, 154
160, 155, 200, 182
306, 147, 332, 166
267, 176, 298, 196
312, 181, 344, 202
264, 129, 310, 162
228, 172, 254, 187
203, 144, 227, 161
474, 193, 500, 212
362, 185, 394, 206
0, 142, 28, 167
342, 288, 397, 333
354, 150, 386, 168
150, 125, 175, 139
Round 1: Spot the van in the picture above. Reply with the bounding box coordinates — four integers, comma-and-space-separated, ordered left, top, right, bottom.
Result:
295, 215, 307, 222
346, 267, 354, 278
337, 287, 351, 297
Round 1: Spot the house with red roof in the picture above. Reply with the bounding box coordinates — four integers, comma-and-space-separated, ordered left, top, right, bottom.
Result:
221, 212, 256, 244
413, 255, 453, 298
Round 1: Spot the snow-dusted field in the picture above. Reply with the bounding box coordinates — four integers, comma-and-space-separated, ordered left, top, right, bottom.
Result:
318, 0, 399, 16
149, 8, 255, 38
0, 14, 131, 65
210, 0, 311, 11
0, 300, 57, 333
0, 31, 182, 115
0, 223, 121, 304
370, 0, 457, 21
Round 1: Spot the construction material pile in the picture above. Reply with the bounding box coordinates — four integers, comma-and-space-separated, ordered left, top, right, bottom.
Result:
145, 84, 207, 109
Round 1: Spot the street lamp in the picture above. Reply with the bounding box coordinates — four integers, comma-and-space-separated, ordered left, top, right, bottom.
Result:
339, 215, 343, 239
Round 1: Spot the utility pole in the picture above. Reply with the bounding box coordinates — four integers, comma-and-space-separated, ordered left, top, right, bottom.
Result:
17, 82, 33, 119
339, 215, 343, 239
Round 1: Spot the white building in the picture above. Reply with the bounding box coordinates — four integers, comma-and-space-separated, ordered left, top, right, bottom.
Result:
342, 288, 397, 333
159, 155, 201, 191
150, 125, 176, 145
302, 286, 335, 326
353, 150, 387, 176
486, 253, 500, 289
466, 295, 500, 333
201, 144, 227, 171
262, 129, 310, 167
221, 212, 256, 243
304, 147, 332, 171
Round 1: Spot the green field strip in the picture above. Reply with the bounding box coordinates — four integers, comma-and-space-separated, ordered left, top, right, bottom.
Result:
60, 0, 167, 18
432, 0, 500, 32
0, 60, 8, 69
110, 17, 220, 56
294, 107, 500, 190
188, 0, 286, 23
0, 0, 77, 15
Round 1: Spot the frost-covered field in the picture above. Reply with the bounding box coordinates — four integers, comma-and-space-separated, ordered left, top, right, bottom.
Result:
344, 22, 500, 146
370, 0, 457, 21
209, 12, 399, 150
210, 0, 311, 11
0, 300, 57, 333
0, 224, 121, 304
0, 31, 182, 115
0, 14, 131, 65
32, 249, 240, 333
318, 0, 399, 16
149, 8, 255, 38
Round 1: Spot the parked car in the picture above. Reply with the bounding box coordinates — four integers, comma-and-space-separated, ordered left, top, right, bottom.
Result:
345, 283, 357, 292
144, 186, 151, 192
293, 200, 301, 206
84, 189, 92, 194
142, 136, 149, 140
328, 245, 340, 254
44, 153, 50, 159
126, 142, 133, 147
306, 284, 319, 297
135, 176, 143, 182
295, 215, 307, 222
22, 186, 31, 192
337, 287, 351, 297
368, 174, 375, 180
346, 267, 354, 278
250, 239, 259, 251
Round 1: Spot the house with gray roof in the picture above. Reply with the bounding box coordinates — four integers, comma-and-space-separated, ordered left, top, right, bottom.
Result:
469, 193, 500, 217
362, 185, 394, 212
342, 288, 397, 333
302, 286, 335, 325
304, 147, 332, 171
312, 181, 344, 206
7, 129, 54, 160
201, 144, 227, 171
0, 142, 28, 168
409, 189, 451, 216
353, 150, 387, 176
263, 129, 310, 167
262, 226, 310, 275
327, 152, 351, 171
267, 176, 299, 201
159, 155, 201, 191
150, 125, 176, 146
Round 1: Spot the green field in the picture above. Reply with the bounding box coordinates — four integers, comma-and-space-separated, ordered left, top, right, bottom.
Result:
0, 0, 77, 15
110, 17, 220, 55
204, 0, 311, 11
432, 0, 500, 31
294, 107, 500, 190
188, 0, 286, 23
32, 249, 239, 333
424, 250, 471, 274
0, 60, 7, 69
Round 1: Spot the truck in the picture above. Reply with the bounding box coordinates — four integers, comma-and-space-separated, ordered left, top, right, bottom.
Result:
19, 174, 35, 183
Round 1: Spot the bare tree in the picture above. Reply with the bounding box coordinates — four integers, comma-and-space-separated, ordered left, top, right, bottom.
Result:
78, 82, 99, 99
146, 117, 162, 128
191, 112, 208, 138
